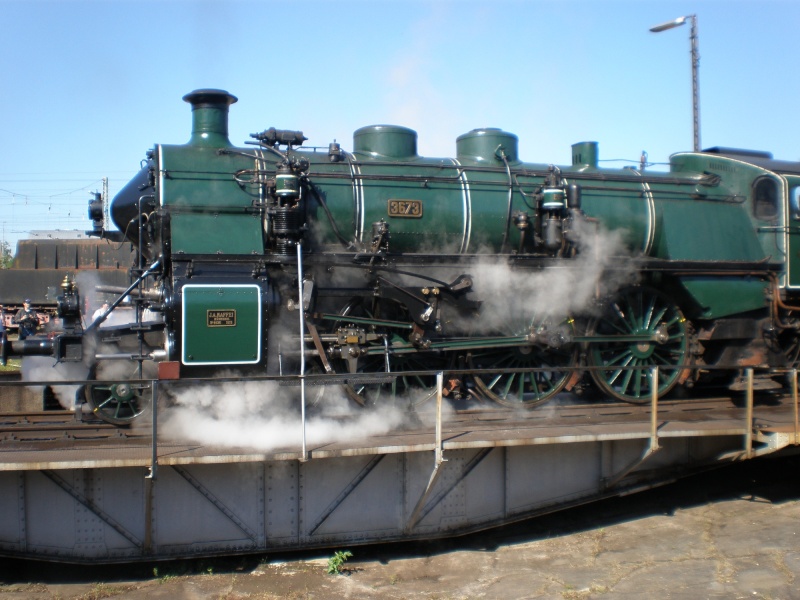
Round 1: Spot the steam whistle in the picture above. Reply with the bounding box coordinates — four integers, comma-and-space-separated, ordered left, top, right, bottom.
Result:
251, 128, 307, 148
536, 166, 583, 253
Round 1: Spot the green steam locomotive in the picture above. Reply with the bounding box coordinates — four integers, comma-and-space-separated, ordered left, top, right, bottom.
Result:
4, 88, 799, 424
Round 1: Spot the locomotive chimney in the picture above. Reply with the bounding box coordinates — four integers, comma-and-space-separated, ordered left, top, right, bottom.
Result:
182, 89, 238, 147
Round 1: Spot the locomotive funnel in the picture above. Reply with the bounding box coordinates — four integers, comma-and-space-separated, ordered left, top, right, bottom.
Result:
182, 89, 238, 147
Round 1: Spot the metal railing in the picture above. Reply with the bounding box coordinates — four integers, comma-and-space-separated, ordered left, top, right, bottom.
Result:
1, 364, 799, 482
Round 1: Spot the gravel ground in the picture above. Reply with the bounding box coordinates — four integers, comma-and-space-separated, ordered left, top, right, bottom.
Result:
2, 450, 800, 599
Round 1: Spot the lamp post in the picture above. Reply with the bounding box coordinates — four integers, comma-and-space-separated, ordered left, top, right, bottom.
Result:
650, 14, 700, 152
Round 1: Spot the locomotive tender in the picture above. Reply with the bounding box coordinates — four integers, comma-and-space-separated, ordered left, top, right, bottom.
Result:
0, 237, 133, 331
3, 88, 800, 424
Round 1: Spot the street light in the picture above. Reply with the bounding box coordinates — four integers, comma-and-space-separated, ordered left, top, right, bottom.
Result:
650, 14, 700, 152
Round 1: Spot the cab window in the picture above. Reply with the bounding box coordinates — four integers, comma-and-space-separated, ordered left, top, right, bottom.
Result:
790, 186, 800, 220
753, 177, 779, 221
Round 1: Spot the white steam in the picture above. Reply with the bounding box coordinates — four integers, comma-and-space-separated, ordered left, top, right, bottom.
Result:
160, 379, 411, 452
467, 224, 635, 330
21, 357, 88, 409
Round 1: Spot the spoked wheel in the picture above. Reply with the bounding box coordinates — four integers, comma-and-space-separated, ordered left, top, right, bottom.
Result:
776, 318, 800, 369
587, 286, 688, 403
85, 363, 154, 426
773, 320, 800, 388
468, 315, 577, 408
346, 349, 452, 409
335, 296, 450, 409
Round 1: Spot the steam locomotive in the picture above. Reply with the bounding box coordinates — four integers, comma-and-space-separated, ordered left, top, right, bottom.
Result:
3, 88, 799, 424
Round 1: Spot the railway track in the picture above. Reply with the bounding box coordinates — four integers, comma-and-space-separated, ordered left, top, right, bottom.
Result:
0, 389, 788, 446
0, 410, 147, 443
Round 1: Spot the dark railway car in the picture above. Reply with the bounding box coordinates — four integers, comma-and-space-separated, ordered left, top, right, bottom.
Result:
0, 238, 133, 331
2, 89, 799, 425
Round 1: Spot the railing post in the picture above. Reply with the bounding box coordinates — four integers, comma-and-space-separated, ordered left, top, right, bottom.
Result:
793, 369, 799, 446
650, 367, 660, 451
435, 372, 444, 464
602, 366, 661, 490
147, 379, 158, 479
144, 378, 158, 554
745, 368, 754, 459
297, 242, 308, 462
405, 372, 446, 533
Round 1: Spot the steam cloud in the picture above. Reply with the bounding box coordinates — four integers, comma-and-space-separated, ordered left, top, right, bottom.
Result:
466, 223, 635, 329
159, 379, 411, 452
21, 357, 88, 409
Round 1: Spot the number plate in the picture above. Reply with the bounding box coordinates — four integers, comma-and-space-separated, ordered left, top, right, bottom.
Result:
388, 199, 423, 218
207, 309, 237, 327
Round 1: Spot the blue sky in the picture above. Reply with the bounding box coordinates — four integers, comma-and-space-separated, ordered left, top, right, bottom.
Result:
1, 0, 798, 251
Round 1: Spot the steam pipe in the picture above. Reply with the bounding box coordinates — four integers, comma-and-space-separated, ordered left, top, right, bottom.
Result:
499, 150, 513, 253
772, 275, 800, 313
94, 350, 167, 361
94, 286, 160, 301
10, 338, 54, 356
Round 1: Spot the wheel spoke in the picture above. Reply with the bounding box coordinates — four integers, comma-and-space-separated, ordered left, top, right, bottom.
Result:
94, 396, 115, 410
603, 349, 634, 368
608, 354, 635, 388
632, 360, 643, 398
528, 373, 541, 397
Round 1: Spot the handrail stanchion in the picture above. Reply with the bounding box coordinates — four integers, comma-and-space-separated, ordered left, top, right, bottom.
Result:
601, 366, 661, 490
405, 372, 446, 533
144, 378, 158, 554
745, 368, 754, 459
297, 242, 308, 462
650, 367, 660, 451
793, 369, 799, 446
436, 372, 444, 465
149, 380, 158, 480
